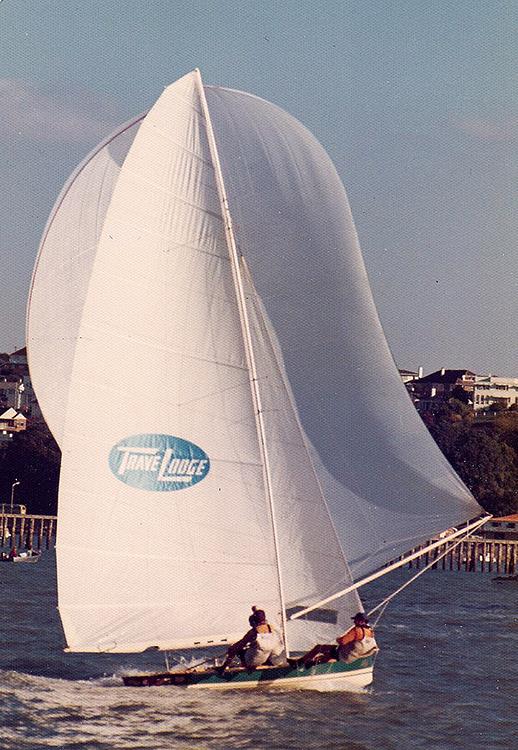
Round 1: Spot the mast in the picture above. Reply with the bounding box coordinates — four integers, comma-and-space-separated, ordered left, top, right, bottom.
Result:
195, 69, 290, 654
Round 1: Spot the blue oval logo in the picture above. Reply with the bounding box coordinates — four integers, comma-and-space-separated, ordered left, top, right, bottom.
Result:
109, 434, 210, 491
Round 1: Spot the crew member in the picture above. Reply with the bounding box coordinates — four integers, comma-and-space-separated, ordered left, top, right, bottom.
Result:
220, 606, 286, 670
293, 611, 378, 667
336, 611, 378, 663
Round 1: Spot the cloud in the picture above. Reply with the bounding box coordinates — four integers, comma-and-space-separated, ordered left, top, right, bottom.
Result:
0, 78, 120, 144
452, 115, 518, 142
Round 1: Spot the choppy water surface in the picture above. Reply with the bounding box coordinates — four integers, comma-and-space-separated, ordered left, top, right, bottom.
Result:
1, 551, 516, 749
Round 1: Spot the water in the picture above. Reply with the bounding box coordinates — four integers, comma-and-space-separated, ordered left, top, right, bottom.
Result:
1, 551, 516, 750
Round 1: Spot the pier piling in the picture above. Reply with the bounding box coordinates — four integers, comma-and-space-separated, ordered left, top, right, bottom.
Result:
0, 513, 57, 551
406, 538, 518, 575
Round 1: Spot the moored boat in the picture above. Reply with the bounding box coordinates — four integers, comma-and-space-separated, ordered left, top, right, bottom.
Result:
13, 552, 40, 564
0, 551, 40, 563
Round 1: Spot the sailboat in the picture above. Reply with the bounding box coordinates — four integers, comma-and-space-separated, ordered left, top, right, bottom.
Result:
27, 70, 488, 690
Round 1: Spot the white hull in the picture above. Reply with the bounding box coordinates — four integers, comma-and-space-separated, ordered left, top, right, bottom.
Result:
182, 666, 373, 692
122, 658, 375, 692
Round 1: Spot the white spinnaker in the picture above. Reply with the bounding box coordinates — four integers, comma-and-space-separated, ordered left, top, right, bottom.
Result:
56, 72, 283, 652
203, 84, 483, 579
242, 259, 361, 652
28, 72, 484, 604
27, 116, 144, 446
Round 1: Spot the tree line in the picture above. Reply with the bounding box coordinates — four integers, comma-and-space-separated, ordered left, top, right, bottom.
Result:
0, 398, 517, 517
0, 422, 61, 516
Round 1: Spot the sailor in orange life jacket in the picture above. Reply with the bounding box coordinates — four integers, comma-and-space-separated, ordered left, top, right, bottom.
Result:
294, 612, 378, 668
219, 606, 286, 671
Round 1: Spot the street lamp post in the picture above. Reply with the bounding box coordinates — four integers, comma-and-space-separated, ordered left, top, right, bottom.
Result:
10, 480, 20, 514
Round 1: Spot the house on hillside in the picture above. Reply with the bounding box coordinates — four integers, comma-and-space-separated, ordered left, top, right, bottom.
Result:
8, 347, 28, 366
0, 408, 27, 443
472, 375, 518, 411
399, 367, 423, 384
405, 368, 476, 413
0, 347, 40, 419
405, 368, 518, 414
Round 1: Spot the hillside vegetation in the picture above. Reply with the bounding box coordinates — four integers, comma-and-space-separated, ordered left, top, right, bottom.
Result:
422, 401, 518, 516
0, 422, 60, 515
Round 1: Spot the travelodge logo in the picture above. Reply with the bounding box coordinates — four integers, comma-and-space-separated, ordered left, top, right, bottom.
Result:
109, 434, 210, 491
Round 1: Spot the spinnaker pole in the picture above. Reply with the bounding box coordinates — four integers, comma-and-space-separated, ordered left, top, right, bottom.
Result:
290, 514, 491, 621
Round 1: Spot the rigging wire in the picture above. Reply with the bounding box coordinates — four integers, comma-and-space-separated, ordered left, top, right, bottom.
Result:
368, 531, 477, 627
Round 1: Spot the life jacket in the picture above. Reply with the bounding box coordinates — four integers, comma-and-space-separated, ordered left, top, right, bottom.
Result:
245, 623, 285, 667
256, 626, 285, 656
339, 626, 378, 663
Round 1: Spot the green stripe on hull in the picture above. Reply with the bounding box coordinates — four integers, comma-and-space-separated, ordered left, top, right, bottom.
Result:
122, 656, 375, 689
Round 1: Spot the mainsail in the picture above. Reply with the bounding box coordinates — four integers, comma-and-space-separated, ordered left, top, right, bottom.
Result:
27, 70, 483, 654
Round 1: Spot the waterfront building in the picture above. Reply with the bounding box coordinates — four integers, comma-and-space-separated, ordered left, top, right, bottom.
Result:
405, 369, 476, 413
472, 374, 518, 411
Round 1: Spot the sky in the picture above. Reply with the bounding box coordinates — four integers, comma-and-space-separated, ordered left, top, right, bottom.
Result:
0, 0, 516, 376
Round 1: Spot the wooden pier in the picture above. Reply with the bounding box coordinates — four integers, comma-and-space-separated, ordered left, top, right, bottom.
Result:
0, 515, 516, 575
406, 538, 518, 575
0, 512, 57, 551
